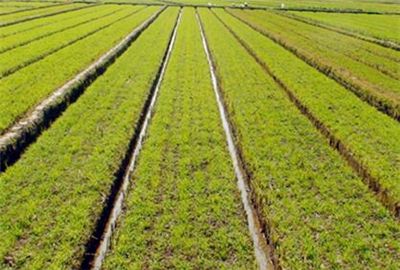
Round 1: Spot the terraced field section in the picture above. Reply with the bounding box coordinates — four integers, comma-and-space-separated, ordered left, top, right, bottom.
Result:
288, 11, 400, 46
227, 9, 400, 120
103, 9, 258, 269
0, 2, 92, 26
199, 8, 400, 269
0, 6, 160, 133
0, 7, 178, 269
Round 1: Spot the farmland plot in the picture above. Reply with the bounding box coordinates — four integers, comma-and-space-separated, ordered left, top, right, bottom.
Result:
0, 6, 159, 133
0, 7, 177, 269
243, 0, 400, 12
0, 6, 144, 77
103, 8, 257, 269
228, 9, 400, 119
0, 2, 398, 270
199, 8, 400, 269
288, 11, 400, 45
0, 4, 124, 53
0, 2, 91, 26
214, 9, 400, 218
0, 2, 58, 15
0, 4, 104, 38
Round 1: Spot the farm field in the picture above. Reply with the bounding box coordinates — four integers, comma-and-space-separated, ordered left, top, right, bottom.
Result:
0, 0, 399, 269
288, 11, 400, 44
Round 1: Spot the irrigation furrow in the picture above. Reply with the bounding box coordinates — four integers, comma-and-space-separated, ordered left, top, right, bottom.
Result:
0, 7, 166, 172
80, 9, 181, 270
0, 7, 146, 78
197, 9, 276, 270
277, 11, 400, 51
0, 3, 94, 28
213, 10, 400, 219
0, 6, 125, 54
225, 9, 400, 122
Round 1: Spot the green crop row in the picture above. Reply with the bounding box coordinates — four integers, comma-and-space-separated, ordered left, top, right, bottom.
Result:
0, 7, 177, 269
198, 8, 400, 269
0, 3, 90, 26
0, 5, 124, 53
0, 5, 144, 78
288, 11, 400, 46
0, 6, 159, 134
215, 9, 400, 216
103, 8, 256, 269
228, 9, 400, 119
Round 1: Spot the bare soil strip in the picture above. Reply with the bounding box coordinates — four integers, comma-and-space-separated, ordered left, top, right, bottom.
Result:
277, 11, 400, 51
0, 7, 165, 172
225, 9, 400, 122
0, 7, 146, 78
213, 10, 400, 219
0, 3, 95, 27
197, 9, 277, 270
80, 9, 181, 270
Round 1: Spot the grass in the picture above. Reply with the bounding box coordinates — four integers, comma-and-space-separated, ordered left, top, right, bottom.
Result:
0, 6, 159, 133
0, 7, 177, 269
214, 8, 400, 215
103, 8, 257, 269
199, 7, 400, 269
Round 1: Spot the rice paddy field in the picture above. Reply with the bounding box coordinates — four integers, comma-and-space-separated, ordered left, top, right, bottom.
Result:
0, 0, 399, 269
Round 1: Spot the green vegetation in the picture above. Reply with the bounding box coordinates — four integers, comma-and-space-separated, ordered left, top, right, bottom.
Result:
0, 3, 90, 26
0, 6, 158, 133
0, 6, 143, 77
103, 8, 256, 269
0, 1, 398, 268
0, 5, 124, 53
289, 11, 400, 44
244, 0, 400, 12
0, 4, 100, 38
217, 8, 400, 216
0, 2, 58, 14
228, 9, 400, 119
199, 8, 400, 269
0, 7, 177, 269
